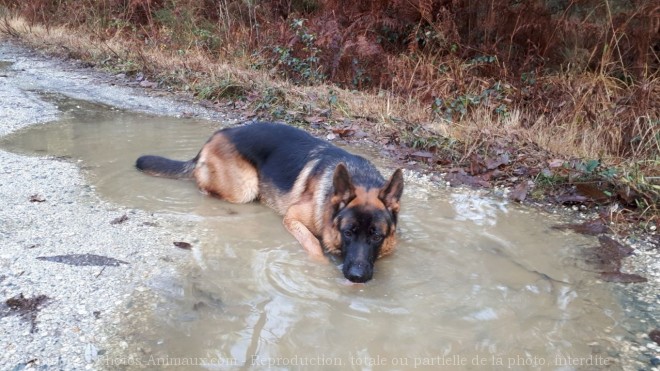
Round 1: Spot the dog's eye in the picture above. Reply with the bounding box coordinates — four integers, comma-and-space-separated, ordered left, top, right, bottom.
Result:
371, 234, 383, 243
369, 227, 383, 243
343, 230, 353, 238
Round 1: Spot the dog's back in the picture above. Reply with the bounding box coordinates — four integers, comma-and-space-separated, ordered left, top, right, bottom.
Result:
137, 122, 385, 206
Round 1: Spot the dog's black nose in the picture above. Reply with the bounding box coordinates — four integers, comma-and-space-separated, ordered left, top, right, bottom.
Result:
344, 262, 373, 283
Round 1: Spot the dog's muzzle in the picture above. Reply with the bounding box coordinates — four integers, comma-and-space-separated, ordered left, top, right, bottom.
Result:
343, 261, 373, 283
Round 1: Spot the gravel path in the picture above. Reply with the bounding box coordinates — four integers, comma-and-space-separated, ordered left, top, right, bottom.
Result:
0, 40, 223, 370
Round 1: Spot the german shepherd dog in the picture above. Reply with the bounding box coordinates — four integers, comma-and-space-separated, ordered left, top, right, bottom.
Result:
136, 122, 403, 283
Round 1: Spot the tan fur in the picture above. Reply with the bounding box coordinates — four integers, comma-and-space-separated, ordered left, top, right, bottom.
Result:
262, 160, 319, 216
321, 214, 342, 255
193, 134, 259, 203
191, 133, 333, 256
379, 234, 396, 257
283, 203, 323, 257
279, 161, 332, 255
347, 187, 386, 210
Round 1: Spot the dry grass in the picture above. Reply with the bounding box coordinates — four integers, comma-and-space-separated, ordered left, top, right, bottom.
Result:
2, 14, 657, 161
1, 11, 658, 221
0, 16, 433, 128
3, 12, 657, 154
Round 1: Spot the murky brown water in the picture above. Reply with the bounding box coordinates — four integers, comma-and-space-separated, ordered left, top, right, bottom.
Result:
1, 96, 626, 370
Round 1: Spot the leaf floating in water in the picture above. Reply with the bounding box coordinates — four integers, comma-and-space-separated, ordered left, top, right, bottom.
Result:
110, 214, 129, 225
598, 236, 634, 257
173, 241, 192, 250
581, 235, 635, 273
29, 194, 45, 203
552, 219, 609, 236
600, 272, 647, 283
36, 253, 128, 267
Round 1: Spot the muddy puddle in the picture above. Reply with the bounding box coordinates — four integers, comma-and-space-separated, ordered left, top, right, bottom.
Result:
1, 95, 628, 370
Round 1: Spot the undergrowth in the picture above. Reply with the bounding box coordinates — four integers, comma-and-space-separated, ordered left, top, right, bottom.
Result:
0, 0, 657, 224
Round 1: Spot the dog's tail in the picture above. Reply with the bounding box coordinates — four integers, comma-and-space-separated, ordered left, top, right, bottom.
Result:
135, 154, 197, 179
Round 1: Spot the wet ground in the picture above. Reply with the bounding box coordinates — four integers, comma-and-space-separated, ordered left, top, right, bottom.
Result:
0, 41, 658, 370
0, 93, 652, 370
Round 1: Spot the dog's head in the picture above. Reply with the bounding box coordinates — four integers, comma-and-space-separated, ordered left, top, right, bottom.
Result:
328, 163, 404, 283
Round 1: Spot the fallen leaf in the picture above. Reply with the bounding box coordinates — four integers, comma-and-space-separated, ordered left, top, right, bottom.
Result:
468, 154, 486, 175
139, 80, 157, 88
600, 272, 647, 283
4, 293, 50, 333
36, 254, 129, 267
598, 235, 633, 257
173, 241, 192, 250
445, 172, 490, 188
485, 153, 510, 170
29, 194, 45, 203
552, 220, 609, 235
616, 186, 639, 206
304, 116, 325, 124
110, 214, 128, 225
555, 194, 589, 204
410, 151, 433, 160
548, 159, 564, 168
331, 127, 356, 138
512, 167, 529, 176
650, 329, 660, 345
581, 236, 634, 272
5, 294, 49, 313
583, 249, 622, 272
509, 182, 529, 202
575, 183, 609, 202
481, 170, 504, 181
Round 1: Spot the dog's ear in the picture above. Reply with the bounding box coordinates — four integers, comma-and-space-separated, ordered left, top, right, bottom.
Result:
332, 163, 355, 210
379, 168, 404, 214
